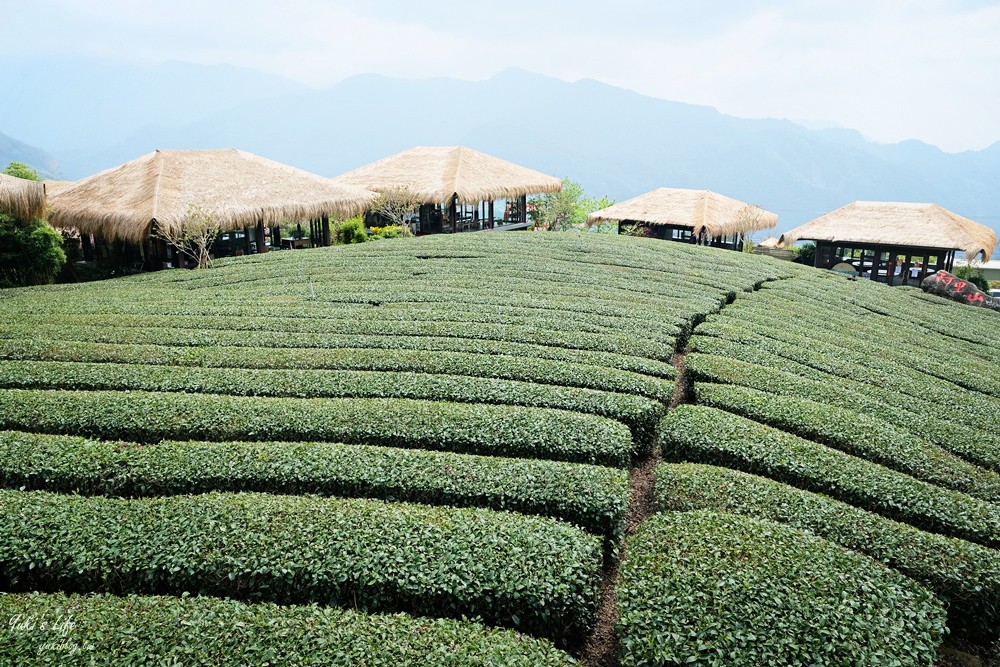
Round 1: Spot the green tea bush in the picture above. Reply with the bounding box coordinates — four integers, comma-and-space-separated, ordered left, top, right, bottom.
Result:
659, 405, 1000, 547
0, 490, 602, 645
616, 510, 946, 666
694, 382, 1000, 500
0, 388, 633, 467
686, 352, 1000, 472
0, 431, 629, 539
0, 360, 664, 442
656, 463, 1000, 641
0, 331, 679, 381
0, 592, 577, 666
0, 338, 676, 394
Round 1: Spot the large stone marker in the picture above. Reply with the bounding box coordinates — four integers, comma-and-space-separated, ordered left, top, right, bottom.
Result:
921, 271, 1000, 312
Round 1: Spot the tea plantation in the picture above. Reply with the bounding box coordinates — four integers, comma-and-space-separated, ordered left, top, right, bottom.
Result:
0, 232, 996, 665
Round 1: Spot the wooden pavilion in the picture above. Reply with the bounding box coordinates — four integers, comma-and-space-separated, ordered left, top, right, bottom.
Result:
779, 201, 998, 286
48, 149, 375, 269
586, 188, 777, 249
0, 173, 46, 221
333, 146, 563, 234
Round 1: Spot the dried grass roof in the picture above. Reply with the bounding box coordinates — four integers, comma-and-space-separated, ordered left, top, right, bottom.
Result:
0, 172, 46, 221
42, 180, 76, 198
779, 201, 998, 260
586, 188, 778, 237
48, 149, 376, 243
333, 146, 563, 205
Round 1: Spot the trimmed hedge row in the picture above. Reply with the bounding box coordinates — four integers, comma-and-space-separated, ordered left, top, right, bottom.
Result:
696, 317, 999, 430
0, 360, 665, 441
659, 405, 1000, 548
15, 303, 678, 342
686, 352, 1000, 472
3, 311, 678, 361
694, 382, 1000, 500
0, 489, 603, 645
655, 463, 1000, 641
615, 510, 946, 667
0, 592, 578, 666
720, 296, 1000, 398
0, 430, 629, 539
0, 326, 679, 379
0, 341, 676, 397
0, 389, 634, 467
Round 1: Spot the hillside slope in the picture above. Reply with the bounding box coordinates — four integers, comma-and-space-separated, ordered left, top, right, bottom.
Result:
0, 233, 996, 665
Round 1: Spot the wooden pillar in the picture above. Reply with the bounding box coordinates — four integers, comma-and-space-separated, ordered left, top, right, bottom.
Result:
81, 233, 94, 262
256, 220, 268, 253
449, 196, 457, 233
243, 226, 252, 255
519, 194, 527, 225
488, 200, 494, 229
322, 215, 331, 246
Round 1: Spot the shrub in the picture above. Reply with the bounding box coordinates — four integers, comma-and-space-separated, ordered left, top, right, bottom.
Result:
656, 463, 1000, 641
0, 592, 578, 666
0, 430, 629, 539
0, 389, 634, 467
334, 215, 367, 244
369, 224, 411, 240
659, 405, 1000, 547
693, 381, 1000, 500
0, 489, 602, 645
616, 510, 946, 666
686, 351, 1000, 472
953, 264, 990, 293
0, 213, 66, 288
0, 360, 665, 443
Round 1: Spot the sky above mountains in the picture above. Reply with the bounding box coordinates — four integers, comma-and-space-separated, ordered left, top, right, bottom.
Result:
2, 0, 998, 153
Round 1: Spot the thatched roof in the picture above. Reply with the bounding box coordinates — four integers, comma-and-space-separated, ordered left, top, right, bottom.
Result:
48, 149, 376, 243
0, 172, 46, 221
333, 146, 563, 205
757, 236, 781, 249
586, 188, 778, 237
42, 180, 76, 198
779, 201, 998, 260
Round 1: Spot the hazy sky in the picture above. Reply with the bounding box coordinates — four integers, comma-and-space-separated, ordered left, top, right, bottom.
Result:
3, 0, 998, 152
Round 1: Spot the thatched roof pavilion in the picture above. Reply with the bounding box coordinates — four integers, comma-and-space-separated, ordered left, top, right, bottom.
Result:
334, 146, 562, 233
0, 172, 46, 221
587, 188, 777, 249
335, 146, 562, 204
48, 149, 375, 244
42, 180, 76, 198
779, 201, 998, 285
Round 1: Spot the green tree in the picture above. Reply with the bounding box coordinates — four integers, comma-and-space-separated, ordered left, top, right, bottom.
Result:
0, 162, 66, 287
529, 179, 614, 232
2, 161, 39, 180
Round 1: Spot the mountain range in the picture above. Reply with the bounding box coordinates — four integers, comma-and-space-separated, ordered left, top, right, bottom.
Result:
2, 57, 997, 245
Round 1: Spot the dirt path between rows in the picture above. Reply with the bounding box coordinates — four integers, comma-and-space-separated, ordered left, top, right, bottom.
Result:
580, 349, 689, 667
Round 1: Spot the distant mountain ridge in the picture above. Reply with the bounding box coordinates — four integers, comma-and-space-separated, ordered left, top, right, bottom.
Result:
0, 132, 62, 179
2, 61, 997, 246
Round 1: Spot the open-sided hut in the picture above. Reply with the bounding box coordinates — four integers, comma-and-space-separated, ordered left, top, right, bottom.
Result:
0, 172, 46, 221
586, 188, 777, 249
333, 146, 563, 234
48, 149, 375, 269
779, 201, 998, 286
